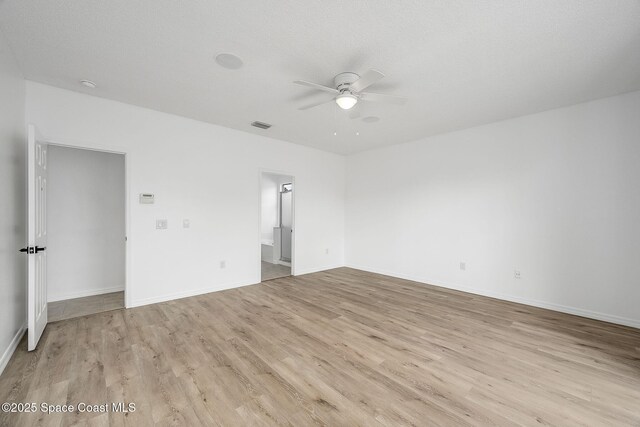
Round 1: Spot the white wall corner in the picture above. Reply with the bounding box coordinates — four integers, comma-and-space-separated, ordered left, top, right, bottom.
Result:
0, 323, 27, 377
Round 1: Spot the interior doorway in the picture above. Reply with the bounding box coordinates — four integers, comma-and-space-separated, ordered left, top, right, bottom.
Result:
260, 172, 294, 281
46, 145, 126, 321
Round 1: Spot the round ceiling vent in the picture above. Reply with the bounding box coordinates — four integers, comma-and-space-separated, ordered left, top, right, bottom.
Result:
362, 116, 380, 123
215, 53, 243, 70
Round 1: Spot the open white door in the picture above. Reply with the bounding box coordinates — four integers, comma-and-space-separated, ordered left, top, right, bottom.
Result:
25, 124, 48, 351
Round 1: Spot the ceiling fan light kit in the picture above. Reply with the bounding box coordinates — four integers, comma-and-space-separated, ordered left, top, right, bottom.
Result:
336, 93, 358, 109
293, 69, 407, 111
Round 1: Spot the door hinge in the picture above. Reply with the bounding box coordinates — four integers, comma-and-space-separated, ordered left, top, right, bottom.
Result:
19, 246, 35, 254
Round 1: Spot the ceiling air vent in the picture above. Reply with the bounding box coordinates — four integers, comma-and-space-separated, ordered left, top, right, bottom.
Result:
251, 121, 272, 130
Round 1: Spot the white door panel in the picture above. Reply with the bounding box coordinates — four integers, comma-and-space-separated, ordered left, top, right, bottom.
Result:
27, 124, 48, 351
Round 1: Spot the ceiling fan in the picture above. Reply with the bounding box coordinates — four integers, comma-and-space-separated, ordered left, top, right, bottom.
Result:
293, 69, 407, 111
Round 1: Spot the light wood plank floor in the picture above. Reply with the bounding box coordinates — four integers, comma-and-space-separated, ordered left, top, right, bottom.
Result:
261, 261, 291, 281
1, 268, 639, 426
48, 292, 125, 322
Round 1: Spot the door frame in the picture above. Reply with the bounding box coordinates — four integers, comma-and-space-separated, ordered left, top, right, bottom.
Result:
37, 135, 132, 308
258, 169, 296, 279
278, 183, 293, 262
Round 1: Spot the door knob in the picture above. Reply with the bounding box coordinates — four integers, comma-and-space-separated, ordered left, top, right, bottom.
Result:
18, 246, 45, 254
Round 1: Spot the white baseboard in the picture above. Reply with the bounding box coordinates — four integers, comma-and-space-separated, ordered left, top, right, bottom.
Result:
129, 279, 258, 308
48, 285, 125, 303
294, 264, 344, 276
129, 264, 347, 308
346, 264, 640, 330
0, 323, 26, 377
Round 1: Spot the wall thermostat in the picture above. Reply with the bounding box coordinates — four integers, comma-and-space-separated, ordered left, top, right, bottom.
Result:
139, 193, 155, 204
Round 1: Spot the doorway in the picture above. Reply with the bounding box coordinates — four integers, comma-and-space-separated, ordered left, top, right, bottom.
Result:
46, 145, 126, 321
260, 172, 294, 281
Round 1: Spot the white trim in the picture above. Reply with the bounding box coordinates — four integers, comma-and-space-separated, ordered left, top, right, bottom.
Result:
0, 323, 26, 377
347, 264, 640, 330
131, 265, 345, 308
47, 285, 125, 303
294, 264, 344, 276
129, 280, 258, 308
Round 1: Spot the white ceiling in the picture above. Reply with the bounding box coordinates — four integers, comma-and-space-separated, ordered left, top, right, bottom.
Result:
1, 1, 639, 154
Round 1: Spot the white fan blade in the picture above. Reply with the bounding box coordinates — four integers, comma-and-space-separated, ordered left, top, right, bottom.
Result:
298, 97, 335, 110
359, 92, 407, 105
293, 80, 339, 94
350, 69, 385, 92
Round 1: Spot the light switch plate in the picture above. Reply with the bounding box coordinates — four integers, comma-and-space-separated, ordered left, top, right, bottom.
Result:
183, 219, 190, 228
139, 193, 155, 204
156, 219, 168, 229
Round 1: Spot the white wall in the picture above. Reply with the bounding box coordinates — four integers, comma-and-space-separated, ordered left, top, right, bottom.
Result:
26, 82, 345, 307
47, 146, 125, 301
346, 90, 640, 328
0, 31, 26, 375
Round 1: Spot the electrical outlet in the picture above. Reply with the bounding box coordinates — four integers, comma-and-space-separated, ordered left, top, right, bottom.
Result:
460, 262, 466, 271
220, 260, 226, 269
514, 270, 521, 279
183, 219, 190, 228
156, 219, 168, 229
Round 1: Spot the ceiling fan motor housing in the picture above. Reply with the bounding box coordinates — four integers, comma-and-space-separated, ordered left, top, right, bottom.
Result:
334, 72, 360, 93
